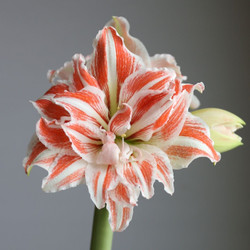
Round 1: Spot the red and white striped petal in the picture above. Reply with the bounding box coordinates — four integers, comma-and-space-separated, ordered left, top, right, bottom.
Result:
36, 118, 73, 155
139, 144, 174, 195
121, 148, 156, 199
107, 197, 134, 232
62, 120, 102, 163
182, 82, 204, 94
108, 103, 132, 136
85, 165, 118, 209
126, 90, 173, 141
72, 54, 99, 90
119, 68, 176, 104
54, 86, 109, 128
88, 26, 143, 115
151, 90, 190, 148
42, 154, 86, 192
108, 183, 140, 206
166, 113, 221, 169
32, 84, 70, 122
106, 16, 151, 66
150, 54, 186, 81
182, 82, 204, 109
23, 135, 58, 175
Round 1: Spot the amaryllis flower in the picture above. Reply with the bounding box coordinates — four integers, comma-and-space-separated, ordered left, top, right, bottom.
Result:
24, 23, 220, 231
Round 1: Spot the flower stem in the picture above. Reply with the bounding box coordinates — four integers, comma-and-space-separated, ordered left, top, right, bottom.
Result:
90, 206, 113, 250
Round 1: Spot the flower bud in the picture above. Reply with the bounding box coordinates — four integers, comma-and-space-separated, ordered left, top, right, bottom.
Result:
192, 108, 245, 153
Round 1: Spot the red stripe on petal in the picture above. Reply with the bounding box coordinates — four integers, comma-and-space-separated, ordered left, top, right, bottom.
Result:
155, 156, 171, 185
139, 160, 153, 191
109, 103, 132, 136
35, 154, 57, 167
179, 115, 220, 162
72, 54, 99, 90
182, 82, 204, 94
64, 129, 101, 159
90, 27, 143, 110
123, 162, 138, 186
166, 114, 220, 169
131, 91, 169, 124
35, 99, 69, 120
90, 28, 109, 102
106, 197, 134, 232
102, 165, 117, 201
112, 27, 143, 97
108, 198, 117, 229
57, 168, 85, 189
153, 107, 172, 130
55, 88, 109, 125
167, 145, 210, 158
153, 153, 174, 194
24, 141, 47, 173
47, 155, 81, 181
64, 122, 100, 141
153, 91, 189, 142
44, 84, 69, 95
118, 207, 131, 232
111, 183, 131, 204
94, 171, 101, 198
120, 69, 173, 104
37, 118, 72, 153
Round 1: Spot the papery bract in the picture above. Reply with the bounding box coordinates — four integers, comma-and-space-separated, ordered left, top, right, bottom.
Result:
23, 17, 235, 232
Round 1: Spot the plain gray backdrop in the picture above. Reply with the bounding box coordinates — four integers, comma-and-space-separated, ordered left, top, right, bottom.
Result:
0, 0, 249, 249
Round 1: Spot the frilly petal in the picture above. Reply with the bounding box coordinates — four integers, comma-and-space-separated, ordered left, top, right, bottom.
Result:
32, 84, 70, 122
85, 165, 118, 209
139, 144, 174, 195
72, 54, 100, 90
54, 86, 109, 128
119, 68, 176, 104
42, 154, 86, 192
87, 26, 144, 115
107, 197, 134, 232
108, 103, 132, 136
106, 16, 151, 66
36, 118, 74, 155
23, 134, 58, 175
150, 54, 186, 81
166, 113, 221, 169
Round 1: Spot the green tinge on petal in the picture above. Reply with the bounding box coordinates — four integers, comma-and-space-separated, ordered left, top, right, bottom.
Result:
26, 165, 33, 176
112, 16, 123, 37
192, 108, 245, 153
192, 108, 245, 127
211, 130, 243, 153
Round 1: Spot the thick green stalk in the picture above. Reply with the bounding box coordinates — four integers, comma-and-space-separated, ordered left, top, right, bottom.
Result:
90, 207, 113, 250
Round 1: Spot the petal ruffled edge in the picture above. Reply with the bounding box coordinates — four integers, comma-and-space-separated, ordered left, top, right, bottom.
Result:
106, 16, 151, 66
23, 135, 58, 175
166, 113, 221, 169
42, 154, 86, 193
87, 26, 144, 115
85, 164, 118, 209
106, 197, 134, 232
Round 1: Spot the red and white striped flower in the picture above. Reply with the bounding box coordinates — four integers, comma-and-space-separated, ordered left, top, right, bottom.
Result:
24, 19, 220, 231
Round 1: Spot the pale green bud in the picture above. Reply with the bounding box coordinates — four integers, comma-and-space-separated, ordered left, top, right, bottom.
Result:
192, 108, 245, 153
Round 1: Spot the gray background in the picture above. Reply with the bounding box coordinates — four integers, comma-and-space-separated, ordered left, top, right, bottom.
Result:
0, 0, 249, 249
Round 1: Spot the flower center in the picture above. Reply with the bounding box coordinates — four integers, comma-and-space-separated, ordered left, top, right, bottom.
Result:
96, 130, 120, 165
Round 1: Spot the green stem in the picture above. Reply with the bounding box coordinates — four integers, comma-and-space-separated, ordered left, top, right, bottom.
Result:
90, 206, 113, 250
